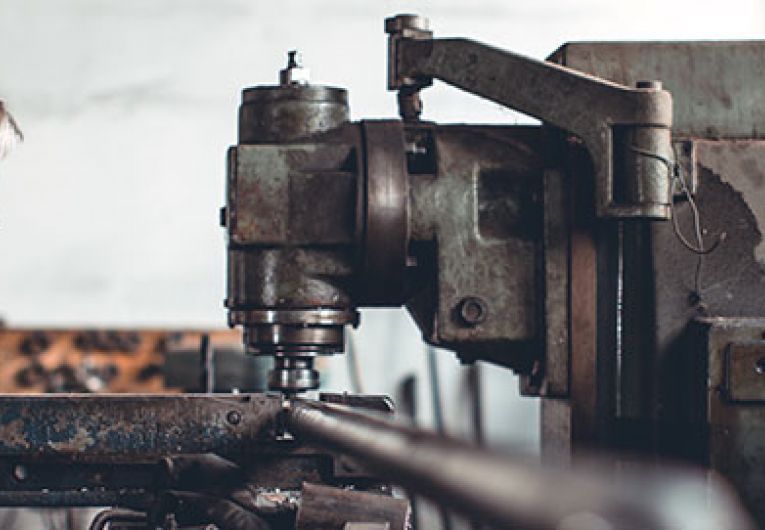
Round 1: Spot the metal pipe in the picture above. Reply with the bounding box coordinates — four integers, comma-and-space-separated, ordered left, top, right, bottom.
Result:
199, 333, 215, 393
286, 399, 754, 530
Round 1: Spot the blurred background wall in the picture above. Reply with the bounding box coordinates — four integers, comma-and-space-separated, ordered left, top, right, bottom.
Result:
0, 0, 763, 461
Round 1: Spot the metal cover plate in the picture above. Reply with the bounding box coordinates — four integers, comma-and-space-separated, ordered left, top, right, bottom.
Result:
727, 341, 765, 402
549, 42, 765, 139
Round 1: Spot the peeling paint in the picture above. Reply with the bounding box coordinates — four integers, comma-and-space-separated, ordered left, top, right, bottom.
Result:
696, 141, 765, 266
0, 419, 30, 449
0, 394, 280, 458
48, 426, 95, 453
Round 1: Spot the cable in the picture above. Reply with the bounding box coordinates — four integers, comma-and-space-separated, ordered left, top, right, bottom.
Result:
629, 144, 726, 296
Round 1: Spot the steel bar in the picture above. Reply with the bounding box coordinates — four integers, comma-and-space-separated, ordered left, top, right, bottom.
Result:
0, 394, 282, 508
286, 399, 754, 530
0, 393, 393, 507
0, 394, 281, 460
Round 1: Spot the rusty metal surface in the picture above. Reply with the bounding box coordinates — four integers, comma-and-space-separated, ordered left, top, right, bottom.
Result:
726, 342, 765, 402
567, 142, 603, 446
227, 141, 357, 247
225, 121, 362, 389
0, 393, 283, 508
550, 41, 765, 139
225, 63, 362, 391
228, 107, 555, 372
389, 27, 673, 219
239, 85, 349, 144
0, 393, 393, 508
550, 44, 765, 526
648, 140, 765, 431
696, 318, 765, 524
539, 169, 569, 396
360, 120, 409, 305
540, 399, 571, 465
695, 141, 765, 266
520, 167, 570, 397
0, 393, 281, 459
406, 125, 545, 369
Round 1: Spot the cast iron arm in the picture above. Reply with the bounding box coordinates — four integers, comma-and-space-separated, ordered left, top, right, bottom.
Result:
386, 14, 674, 219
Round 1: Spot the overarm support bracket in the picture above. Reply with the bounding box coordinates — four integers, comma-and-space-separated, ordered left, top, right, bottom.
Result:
386, 15, 673, 219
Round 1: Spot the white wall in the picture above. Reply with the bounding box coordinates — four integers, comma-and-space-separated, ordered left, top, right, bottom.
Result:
0, 0, 763, 452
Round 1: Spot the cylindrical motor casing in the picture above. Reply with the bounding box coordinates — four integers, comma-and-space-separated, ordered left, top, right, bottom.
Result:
239, 85, 349, 144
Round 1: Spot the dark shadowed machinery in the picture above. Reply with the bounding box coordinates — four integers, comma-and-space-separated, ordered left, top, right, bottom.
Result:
0, 13, 764, 530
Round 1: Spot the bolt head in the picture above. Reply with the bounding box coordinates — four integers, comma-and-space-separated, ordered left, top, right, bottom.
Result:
226, 410, 242, 425
457, 297, 488, 326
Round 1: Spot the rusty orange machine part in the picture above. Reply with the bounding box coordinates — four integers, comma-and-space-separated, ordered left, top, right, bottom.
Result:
0, 328, 243, 393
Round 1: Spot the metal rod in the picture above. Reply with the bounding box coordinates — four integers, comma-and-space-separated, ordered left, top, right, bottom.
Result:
466, 364, 484, 447
426, 346, 445, 435
425, 345, 452, 530
396, 374, 420, 530
466, 364, 484, 530
285, 399, 754, 530
199, 334, 215, 393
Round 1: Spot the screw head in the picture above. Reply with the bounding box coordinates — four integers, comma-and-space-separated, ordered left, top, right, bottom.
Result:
457, 297, 488, 326
226, 410, 242, 425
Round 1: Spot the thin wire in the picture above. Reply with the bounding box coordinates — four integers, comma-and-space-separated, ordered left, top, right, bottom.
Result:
669, 195, 724, 255
672, 158, 725, 255
629, 145, 726, 295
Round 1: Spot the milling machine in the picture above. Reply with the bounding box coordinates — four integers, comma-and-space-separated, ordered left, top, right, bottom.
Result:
221, 13, 765, 527
0, 13, 761, 530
